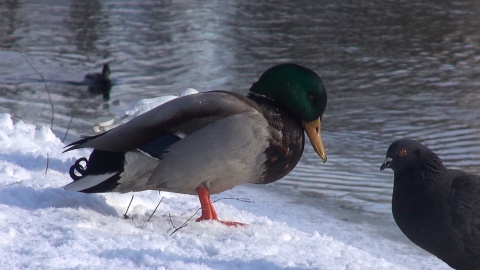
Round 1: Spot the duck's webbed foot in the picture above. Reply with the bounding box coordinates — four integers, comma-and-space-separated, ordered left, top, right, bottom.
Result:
196, 187, 245, 227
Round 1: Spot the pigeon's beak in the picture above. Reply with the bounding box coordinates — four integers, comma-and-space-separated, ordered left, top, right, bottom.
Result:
380, 157, 393, 171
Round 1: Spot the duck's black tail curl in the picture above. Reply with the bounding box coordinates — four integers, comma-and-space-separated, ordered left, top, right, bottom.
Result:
64, 150, 125, 193
69, 157, 89, 181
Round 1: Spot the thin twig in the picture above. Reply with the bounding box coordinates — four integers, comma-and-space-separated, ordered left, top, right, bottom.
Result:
62, 102, 81, 142
147, 197, 164, 222
22, 54, 54, 129
123, 195, 135, 219
168, 197, 253, 236
213, 197, 254, 204
169, 208, 200, 236
45, 153, 49, 174
32, 104, 48, 125
167, 213, 175, 228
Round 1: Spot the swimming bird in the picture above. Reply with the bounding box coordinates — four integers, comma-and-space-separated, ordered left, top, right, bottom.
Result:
6, 63, 113, 100
64, 63, 328, 226
84, 63, 112, 99
380, 139, 480, 270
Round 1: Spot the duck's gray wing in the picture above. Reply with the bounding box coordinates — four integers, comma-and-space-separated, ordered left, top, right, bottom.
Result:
143, 109, 271, 194
64, 91, 258, 152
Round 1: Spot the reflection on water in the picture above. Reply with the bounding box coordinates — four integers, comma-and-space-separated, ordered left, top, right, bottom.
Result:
1, 0, 480, 215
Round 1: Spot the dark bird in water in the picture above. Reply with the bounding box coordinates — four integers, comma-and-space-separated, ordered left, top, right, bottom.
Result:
84, 63, 112, 100
5, 63, 113, 100
63, 63, 328, 226
381, 139, 480, 270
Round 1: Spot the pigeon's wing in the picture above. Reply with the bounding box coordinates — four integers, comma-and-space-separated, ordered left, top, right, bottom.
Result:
449, 170, 480, 256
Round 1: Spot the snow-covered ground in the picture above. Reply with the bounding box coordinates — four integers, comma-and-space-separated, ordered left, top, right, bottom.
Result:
0, 111, 450, 269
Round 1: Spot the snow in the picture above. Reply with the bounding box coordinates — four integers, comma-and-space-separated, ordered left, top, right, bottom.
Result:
0, 94, 450, 269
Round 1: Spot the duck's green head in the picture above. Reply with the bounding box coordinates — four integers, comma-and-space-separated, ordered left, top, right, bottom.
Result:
250, 63, 328, 163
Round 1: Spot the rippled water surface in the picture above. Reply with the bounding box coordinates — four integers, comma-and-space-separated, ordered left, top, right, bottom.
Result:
1, 0, 480, 215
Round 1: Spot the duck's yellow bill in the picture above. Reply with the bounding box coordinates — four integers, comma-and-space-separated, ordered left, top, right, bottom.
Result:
304, 118, 327, 163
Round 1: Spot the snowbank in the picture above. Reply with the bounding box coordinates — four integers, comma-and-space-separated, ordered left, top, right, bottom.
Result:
0, 113, 448, 269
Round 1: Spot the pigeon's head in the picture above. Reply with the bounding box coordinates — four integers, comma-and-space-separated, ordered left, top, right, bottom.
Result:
380, 139, 432, 172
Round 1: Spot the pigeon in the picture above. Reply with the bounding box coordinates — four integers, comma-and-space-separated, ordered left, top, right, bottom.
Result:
381, 138, 480, 270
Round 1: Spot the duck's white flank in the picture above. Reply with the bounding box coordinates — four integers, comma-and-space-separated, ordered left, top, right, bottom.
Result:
63, 172, 117, 192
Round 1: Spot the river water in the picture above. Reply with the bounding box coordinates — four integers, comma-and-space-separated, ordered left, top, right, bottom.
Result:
1, 0, 480, 215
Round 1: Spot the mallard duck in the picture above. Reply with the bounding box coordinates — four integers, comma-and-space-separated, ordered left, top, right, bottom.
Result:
84, 63, 112, 99
381, 139, 480, 269
64, 63, 328, 226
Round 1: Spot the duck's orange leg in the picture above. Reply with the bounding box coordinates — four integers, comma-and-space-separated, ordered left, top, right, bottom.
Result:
196, 187, 245, 226
196, 187, 218, 220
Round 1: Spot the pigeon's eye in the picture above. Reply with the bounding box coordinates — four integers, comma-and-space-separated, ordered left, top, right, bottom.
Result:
399, 149, 408, 157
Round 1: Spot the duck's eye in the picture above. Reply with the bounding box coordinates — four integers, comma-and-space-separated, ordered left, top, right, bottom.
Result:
308, 93, 316, 102
399, 149, 408, 157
